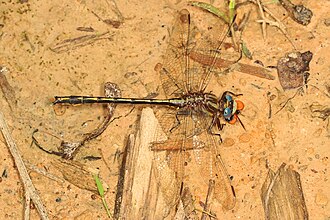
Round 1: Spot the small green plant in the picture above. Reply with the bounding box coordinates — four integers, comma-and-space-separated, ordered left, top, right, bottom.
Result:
93, 174, 112, 219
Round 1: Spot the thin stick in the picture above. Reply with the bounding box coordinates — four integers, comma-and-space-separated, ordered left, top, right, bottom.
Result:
254, 1, 296, 49
24, 191, 31, 220
246, 0, 296, 49
201, 179, 216, 220
0, 112, 49, 220
256, 0, 267, 39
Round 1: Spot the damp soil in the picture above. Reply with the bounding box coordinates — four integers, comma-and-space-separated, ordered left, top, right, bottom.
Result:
0, 0, 329, 219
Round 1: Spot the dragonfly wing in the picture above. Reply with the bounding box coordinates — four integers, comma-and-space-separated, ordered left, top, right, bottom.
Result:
159, 9, 197, 98
192, 130, 236, 210
151, 108, 187, 210
152, 107, 207, 210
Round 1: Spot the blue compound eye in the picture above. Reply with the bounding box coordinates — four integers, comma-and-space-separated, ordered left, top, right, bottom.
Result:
225, 95, 233, 102
223, 107, 232, 119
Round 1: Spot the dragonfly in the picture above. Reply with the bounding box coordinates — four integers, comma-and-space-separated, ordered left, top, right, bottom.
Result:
53, 9, 244, 212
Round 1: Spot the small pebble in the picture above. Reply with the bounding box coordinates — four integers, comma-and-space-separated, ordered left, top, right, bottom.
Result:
306, 147, 314, 155
298, 165, 308, 172
55, 197, 62, 202
250, 156, 259, 165
30, 202, 35, 209
285, 102, 295, 113
289, 155, 299, 163
243, 193, 251, 200
239, 133, 251, 143
91, 194, 97, 200
256, 120, 264, 129
270, 131, 276, 139
2, 169, 8, 178
223, 137, 235, 147
321, 157, 328, 166
240, 176, 251, 185
311, 169, 318, 173
265, 131, 276, 139
315, 190, 328, 206
313, 128, 323, 137
269, 94, 277, 101
324, 18, 330, 26
239, 78, 247, 86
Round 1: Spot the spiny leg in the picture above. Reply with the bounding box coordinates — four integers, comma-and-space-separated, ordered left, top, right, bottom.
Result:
169, 109, 190, 133
207, 113, 224, 143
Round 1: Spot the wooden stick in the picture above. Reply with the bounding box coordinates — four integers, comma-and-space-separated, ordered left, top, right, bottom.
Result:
0, 112, 49, 220
201, 179, 216, 220
256, 0, 267, 40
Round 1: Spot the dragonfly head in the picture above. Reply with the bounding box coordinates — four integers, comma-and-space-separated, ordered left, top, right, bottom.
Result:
220, 93, 244, 125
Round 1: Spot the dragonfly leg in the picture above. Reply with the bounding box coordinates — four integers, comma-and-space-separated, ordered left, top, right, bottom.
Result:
169, 110, 189, 133
221, 91, 243, 100
207, 114, 224, 143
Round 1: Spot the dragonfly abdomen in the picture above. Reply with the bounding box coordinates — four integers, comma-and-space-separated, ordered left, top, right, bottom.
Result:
53, 95, 184, 106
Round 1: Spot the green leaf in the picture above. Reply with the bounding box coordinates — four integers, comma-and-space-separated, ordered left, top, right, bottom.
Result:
228, 0, 236, 23
190, 1, 229, 23
94, 174, 105, 196
93, 174, 112, 218
241, 41, 253, 59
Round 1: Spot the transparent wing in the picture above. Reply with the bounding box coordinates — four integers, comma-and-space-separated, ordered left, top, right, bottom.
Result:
159, 9, 196, 98
187, 10, 241, 93
190, 127, 236, 210
150, 105, 215, 206
159, 9, 212, 97
152, 107, 235, 210
151, 107, 187, 209
160, 9, 240, 100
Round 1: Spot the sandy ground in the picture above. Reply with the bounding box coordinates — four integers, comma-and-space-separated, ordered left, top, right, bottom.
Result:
0, 0, 329, 219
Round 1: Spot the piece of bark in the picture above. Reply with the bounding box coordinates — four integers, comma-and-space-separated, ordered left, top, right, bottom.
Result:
278, 0, 313, 26
0, 66, 16, 110
190, 51, 275, 80
277, 51, 313, 90
115, 107, 174, 219
261, 163, 309, 220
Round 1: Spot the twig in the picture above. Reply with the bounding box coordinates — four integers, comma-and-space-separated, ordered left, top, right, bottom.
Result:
0, 112, 49, 220
201, 179, 216, 220
256, 0, 267, 39
249, 0, 296, 49
50, 31, 113, 53
267, 93, 272, 119
24, 191, 31, 220
107, 0, 124, 22
274, 89, 300, 115
261, 5, 296, 49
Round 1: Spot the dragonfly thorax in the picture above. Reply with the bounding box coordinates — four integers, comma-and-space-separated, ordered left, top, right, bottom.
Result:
182, 92, 220, 115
